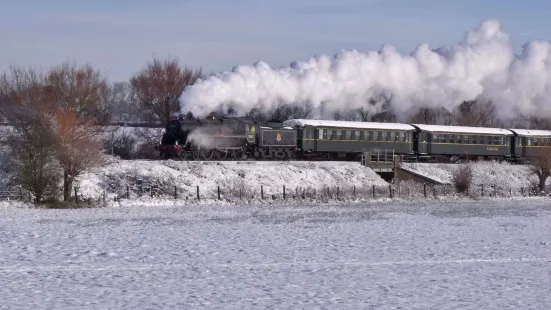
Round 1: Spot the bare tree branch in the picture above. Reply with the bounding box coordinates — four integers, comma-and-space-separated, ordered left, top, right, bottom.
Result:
130, 57, 202, 123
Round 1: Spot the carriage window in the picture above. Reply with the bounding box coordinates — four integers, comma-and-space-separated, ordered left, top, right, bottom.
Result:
471, 136, 477, 144
433, 133, 438, 142
367, 131, 373, 141
320, 129, 325, 139
359, 131, 364, 140
527, 138, 532, 146
376, 131, 382, 141
455, 135, 462, 144
336, 129, 342, 140
517, 138, 522, 146
394, 132, 399, 141
495, 136, 501, 145
354, 130, 360, 140
479, 136, 484, 144
399, 132, 405, 142
385, 132, 391, 141
345, 130, 351, 140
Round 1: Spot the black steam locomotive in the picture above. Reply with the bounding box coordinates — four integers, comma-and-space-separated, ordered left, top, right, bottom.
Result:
158, 114, 297, 160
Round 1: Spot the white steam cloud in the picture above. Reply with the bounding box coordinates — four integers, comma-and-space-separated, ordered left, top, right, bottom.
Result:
180, 20, 551, 120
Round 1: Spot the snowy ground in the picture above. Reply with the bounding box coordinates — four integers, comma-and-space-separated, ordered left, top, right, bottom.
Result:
402, 161, 547, 190
76, 159, 390, 202
0, 200, 550, 309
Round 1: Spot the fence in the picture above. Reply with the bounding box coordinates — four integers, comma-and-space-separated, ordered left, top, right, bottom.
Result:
108, 182, 548, 203
7, 182, 547, 205
0, 186, 24, 201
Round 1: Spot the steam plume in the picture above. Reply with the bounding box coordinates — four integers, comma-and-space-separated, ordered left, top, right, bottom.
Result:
180, 20, 551, 120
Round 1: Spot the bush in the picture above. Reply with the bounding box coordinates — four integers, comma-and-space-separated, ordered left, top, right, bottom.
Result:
452, 163, 473, 194
104, 132, 136, 159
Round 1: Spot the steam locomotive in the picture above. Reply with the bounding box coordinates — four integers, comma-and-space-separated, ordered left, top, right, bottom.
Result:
158, 114, 297, 160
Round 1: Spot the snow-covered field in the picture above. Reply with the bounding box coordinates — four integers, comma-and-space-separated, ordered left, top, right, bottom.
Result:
1, 200, 550, 309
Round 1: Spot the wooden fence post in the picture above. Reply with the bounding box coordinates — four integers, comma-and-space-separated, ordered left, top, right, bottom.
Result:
353, 185, 356, 198
283, 185, 286, 200
74, 187, 79, 205
174, 186, 177, 199
217, 186, 221, 200
261, 186, 264, 199
423, 184, 427, 197
372, 185, 375, 198
389, 185, 392, 198
126, 185, 130, 199
196, 185, 200, 200
19, 185, 23, 200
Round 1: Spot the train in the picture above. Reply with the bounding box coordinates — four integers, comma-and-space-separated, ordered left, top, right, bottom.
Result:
157, 115, 551, 163
158, 115, 297, 160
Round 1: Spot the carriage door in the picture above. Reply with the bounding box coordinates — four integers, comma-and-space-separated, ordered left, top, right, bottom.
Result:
522, 137, 527, 157
313, 128, 318, 151
418, 132, 428, 154
427, 133, 433, 153
296, 127, 303, 149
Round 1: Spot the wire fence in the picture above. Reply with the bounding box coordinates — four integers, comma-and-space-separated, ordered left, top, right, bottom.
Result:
3, 182, 548, 206
106, 182, 547, 203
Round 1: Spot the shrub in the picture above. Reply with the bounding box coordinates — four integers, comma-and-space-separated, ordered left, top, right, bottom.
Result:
104, 132, 136, 159
452, 163, 473, 194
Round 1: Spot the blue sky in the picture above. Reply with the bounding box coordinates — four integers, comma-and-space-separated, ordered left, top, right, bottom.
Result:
1, 0, 550, 81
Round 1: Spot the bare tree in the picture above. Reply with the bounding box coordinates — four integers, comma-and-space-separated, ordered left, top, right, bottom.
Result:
53, 110, 106, 201
0, 67, 61, 202
408, 107, 454, 125
270, 104, 313, 121
109, 81, 140, 123
1, 64, 108, 203
130, 57, 202, 123
8, 111, 60, 203
455, 100, 502, 128
528, 150, 551, 194
46, 62, 112, 123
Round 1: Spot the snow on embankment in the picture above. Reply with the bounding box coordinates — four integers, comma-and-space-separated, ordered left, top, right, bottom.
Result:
76, 159, 388, 202
401, 161, 547, 190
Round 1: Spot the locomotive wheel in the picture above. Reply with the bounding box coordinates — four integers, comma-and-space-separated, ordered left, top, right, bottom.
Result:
200, 149, 214, 160
231, 149, 246, 160
191, 150, 200, 160
215, 149, 228, 160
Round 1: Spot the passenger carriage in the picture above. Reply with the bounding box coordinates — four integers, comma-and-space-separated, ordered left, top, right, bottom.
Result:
411, 124, 514, 160
283, 119, 416, 160
508, 129, 551, 160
